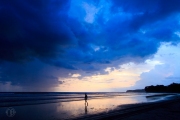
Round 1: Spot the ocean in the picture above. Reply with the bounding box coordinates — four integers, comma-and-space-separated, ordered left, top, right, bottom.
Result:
0, 92, 178, 120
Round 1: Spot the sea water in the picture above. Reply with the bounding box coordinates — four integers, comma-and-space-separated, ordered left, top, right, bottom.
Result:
0, 92, 178, 120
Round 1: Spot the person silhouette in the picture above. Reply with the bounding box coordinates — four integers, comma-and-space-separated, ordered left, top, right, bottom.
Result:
84, 93, 88, 114
85, 93, 87, 100
85, 93, 87, 101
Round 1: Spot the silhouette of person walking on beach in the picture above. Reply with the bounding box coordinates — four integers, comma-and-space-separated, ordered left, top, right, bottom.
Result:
85, 93, 88, 105
85, 93, 88, 114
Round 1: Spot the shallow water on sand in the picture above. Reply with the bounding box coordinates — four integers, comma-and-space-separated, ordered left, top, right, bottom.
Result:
0, 92, 178, 120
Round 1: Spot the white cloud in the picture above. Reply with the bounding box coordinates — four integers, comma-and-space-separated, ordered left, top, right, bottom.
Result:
132, 43, 180, 89
83, 2, 100, 23
174, 31, 180, 38
71, 74, 81, 77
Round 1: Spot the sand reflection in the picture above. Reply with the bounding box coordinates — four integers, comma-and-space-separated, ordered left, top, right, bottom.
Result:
56, 95, 147, 119
85, 101, 88, 114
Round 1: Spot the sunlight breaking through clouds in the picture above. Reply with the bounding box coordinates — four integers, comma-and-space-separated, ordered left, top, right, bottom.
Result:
57, 58, 163, 92
56, 43, 179, 92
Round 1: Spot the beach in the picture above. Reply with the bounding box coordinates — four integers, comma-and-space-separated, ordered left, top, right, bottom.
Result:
72, 96, 180, 120
0, 92, 179, 120
123, 99, 180, 120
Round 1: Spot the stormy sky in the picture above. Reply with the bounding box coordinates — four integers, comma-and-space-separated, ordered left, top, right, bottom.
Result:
0, 0, 180, 92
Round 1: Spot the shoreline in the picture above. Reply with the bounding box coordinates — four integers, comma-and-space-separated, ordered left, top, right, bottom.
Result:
0, 92, 176, 107
71, 96, 180, 120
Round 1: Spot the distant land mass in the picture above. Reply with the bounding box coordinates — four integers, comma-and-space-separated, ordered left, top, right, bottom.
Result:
126, 89, 145, 93
145, 83, 180, 93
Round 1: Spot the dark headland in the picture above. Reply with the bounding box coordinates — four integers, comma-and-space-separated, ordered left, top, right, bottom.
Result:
126, 89, 145, 93
126, 83, 180, 93
145, 83, 180, 93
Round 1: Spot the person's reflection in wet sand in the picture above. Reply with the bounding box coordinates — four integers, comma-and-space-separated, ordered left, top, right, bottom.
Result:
85, 93, 88, 114
85, 103, 88, 114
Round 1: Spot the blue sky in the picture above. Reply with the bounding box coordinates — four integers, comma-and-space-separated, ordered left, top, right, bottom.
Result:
0, 0, 180, 92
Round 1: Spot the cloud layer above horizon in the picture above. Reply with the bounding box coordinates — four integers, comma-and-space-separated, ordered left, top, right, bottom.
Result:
0, 0, 180, 91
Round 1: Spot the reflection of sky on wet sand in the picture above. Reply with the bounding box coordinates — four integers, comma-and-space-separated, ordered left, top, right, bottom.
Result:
0, 95, 149, 120
57, 95, 147, 119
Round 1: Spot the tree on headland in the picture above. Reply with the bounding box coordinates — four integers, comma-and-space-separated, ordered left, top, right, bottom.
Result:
145, 83, 180, 93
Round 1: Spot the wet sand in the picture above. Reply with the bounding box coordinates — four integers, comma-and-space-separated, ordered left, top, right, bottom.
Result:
72, 97, 180, 120
123, 99, 180, 120
0, 93, 179, 120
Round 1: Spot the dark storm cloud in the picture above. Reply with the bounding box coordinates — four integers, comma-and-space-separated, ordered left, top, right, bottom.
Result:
1, 0, 180, 65
111, 0, 180, 29
0, 0, 75, 63
0, 0, 180, 91
0, 60, 71, 91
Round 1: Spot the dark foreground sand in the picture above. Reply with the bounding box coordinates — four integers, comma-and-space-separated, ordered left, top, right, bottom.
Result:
122, 99, 180, 120
72, 97, 180, 120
